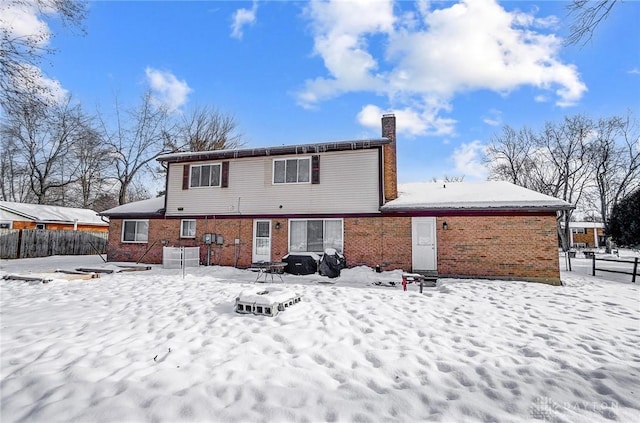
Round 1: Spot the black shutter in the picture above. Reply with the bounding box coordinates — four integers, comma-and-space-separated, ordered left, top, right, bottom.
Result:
311, 155, 320, 184
221, 161, 229, 188
182, 164, 190, 190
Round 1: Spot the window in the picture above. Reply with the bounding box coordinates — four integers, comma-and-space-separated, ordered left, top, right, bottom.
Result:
35, 223, 46, 230
0, 222, 11, 229
181, 219, 196, 238
273, 158, 310, 184
122, 220, 149, 243
190, 164, 221, 188
572, 227, 587, 234
289, 219, 343, 253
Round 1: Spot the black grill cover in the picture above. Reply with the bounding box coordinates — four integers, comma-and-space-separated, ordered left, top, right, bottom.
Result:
283, 254, 318, 275
319, 250, 346, 278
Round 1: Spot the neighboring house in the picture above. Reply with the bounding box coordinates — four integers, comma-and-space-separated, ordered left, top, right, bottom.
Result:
101, 115, 572, 284
0, 201, 108, 232
568, 221, 605, 248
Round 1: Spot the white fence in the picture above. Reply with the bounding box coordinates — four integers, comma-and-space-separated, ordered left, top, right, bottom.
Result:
162, 247, 200, 269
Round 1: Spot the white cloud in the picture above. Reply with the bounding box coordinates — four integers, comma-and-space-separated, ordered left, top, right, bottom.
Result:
10, 63, 69, 104
451, 140, 488, 180
0, 0, 70, 103
483, 109, 502, 126
357, 103, 456, 137
0, 0, 51, 46
145, 68, 192, 113
628, 68, 640, 75
299, 0, 587, 133
230, 1, 258, 40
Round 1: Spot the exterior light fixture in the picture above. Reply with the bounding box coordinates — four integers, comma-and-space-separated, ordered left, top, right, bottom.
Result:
442, 221, 448, 230
275, 222, 281, 230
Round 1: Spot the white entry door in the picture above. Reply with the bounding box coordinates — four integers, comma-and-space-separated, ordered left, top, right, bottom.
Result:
253, 220, 271, 262
411, 217, 437, 271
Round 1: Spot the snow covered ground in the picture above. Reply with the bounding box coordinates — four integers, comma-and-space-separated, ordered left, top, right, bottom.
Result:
1, 255, 638, 422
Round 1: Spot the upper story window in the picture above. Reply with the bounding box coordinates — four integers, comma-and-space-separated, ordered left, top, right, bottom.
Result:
190, 164, 221, 188
273, 158, 310, 184
35, 223, 46, 230
122, 220, 149, 243
571, 228, 587, 234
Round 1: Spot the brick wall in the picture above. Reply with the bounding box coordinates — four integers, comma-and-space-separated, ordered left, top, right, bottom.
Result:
436, 214, 560, 284
107, 213, 560, 284
572, 228, 602, 248
344, 216, 412, 270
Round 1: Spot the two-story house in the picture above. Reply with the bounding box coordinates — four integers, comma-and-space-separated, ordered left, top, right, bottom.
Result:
102, 114, 571, 284
568, 221, 605, 248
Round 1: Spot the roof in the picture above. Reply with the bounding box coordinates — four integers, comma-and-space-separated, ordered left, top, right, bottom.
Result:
381, 181, 573, 212
99, 196, 166, 217
568, 221, 605, 228
0, 201, 108, 226
156, 138, 390, 163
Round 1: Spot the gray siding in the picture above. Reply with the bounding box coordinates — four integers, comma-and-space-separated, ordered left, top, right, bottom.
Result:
165, 149, 380, 216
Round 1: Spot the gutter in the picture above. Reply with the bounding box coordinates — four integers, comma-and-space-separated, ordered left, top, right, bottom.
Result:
157, 138, 391, 164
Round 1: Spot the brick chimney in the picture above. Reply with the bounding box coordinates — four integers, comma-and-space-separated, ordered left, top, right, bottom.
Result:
381, 114, 398, 201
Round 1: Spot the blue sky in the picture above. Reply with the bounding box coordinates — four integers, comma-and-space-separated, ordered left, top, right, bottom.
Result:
11, 0, 640, 184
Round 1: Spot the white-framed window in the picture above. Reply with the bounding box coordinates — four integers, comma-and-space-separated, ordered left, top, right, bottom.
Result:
190, 163, 221, 188
122, 220, 149, 243
289, 219, 343, 253
273, 157, 311, 184
35, 223, 46, 230
181, 219, 196, 238
0, 222, 11, 229
572, 227, 587, 234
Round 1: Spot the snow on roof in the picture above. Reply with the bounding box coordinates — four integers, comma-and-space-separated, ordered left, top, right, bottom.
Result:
381, 181, 572, 211
156, 138, 390, 163
100, 196, 166, 216
0, 201, 108, 226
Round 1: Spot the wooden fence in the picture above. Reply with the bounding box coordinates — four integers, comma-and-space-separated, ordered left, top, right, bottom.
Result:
592, 255, 639, 283
0, 229, 108, 259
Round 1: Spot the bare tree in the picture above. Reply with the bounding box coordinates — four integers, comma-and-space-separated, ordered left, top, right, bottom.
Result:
99, 91, 172, 205
566, 0, 618, 46
70, 124, 112, 208
1, 95, 90, 204
166, 105, 245, 152
487, 115, 595, 250
485, 125, 537, 187
590, 112, 640, 235
538, 116, 594, 250
0, 0, 87, 107
0, 136, 32, 202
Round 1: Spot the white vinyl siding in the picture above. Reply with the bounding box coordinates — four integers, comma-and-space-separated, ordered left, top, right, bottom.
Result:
165, 149, 380, 216
122, 220, 149, 243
